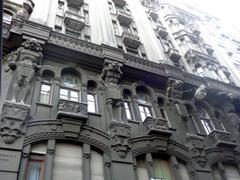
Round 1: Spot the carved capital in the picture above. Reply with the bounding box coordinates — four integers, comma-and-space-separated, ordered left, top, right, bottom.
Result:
110, 122, 131, 158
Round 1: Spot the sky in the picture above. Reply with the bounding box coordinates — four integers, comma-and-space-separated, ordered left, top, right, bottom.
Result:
177, 0, 240, 31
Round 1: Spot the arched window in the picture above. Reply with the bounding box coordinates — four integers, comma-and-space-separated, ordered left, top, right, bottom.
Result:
137, 87, 153, 121
197, 106, 215, 135
87, 80, 98, 113
59, 70, 81, 102
39, 70, 54, 104
123, 89, 134, 120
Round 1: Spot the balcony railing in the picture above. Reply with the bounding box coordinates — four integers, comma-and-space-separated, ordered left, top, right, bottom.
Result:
143, 117, 172, 136
64, 11, 85, 31
149, 9, 158, 21
122, 32, 141, 49
57, 99, 88, 120
167, 48, 181, 62
117, 11, 133, 27
67, 0, 84, 8
112, 0, 126, 7
206, 130, 237, 149
185, 49, 216, 63
156, 25, 168, 39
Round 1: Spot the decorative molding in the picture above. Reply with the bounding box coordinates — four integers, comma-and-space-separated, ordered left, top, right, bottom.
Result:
110, 121, 131, 158
48, 32, 102, 57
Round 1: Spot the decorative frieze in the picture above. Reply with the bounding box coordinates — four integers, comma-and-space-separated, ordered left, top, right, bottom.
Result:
110, 122, 131, 158
206, 130, 237, 149
57, 99, 88, 120
185, 49, 216, 63
143, 117, 172, 136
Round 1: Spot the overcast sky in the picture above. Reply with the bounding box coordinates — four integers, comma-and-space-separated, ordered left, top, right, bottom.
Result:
177, 0, 240, 31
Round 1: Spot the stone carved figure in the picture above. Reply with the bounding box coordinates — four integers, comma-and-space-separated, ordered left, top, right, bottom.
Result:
6, 39, 42, 103
166, 79, 183, 99
110, 122, 131, 158
101, 62, 123, 122
0, 119, 23, 144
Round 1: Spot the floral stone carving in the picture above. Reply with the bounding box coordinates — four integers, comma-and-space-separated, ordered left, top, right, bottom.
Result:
57, 99, 88, 120
110, 121, 131, 158
143, 117, 172, 136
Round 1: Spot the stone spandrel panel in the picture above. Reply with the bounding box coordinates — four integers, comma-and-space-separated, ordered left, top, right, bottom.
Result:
0, 149, 21, 172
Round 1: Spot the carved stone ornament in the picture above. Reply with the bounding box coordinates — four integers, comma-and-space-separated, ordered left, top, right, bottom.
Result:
186, 133, 207, 168
194, 84, 207, 100
6, 39, 42, 104
57, 99, 88, 119
0, 118, 23, 144
110, 121, 131, 158
166, 78, 183, 99
0, 101, 30, 144
143, 117, 172, 136
101, 61, 124, 123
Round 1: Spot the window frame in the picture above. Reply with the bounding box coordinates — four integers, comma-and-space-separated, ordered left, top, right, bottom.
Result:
25, 154, 45, 180
87, 93, 98, 113
59, 86, 81, 102
39, 82, 53, 104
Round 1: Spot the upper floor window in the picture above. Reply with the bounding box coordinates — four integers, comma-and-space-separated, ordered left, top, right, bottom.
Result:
3, 12, 12, 24
87, 80, 98, 113
123, 89, 134, 120
39, 71, 54, 104
137, 87, 153, 121
59, 70, 81, 102
197, 106, 215, 135
112, 20, 120, 35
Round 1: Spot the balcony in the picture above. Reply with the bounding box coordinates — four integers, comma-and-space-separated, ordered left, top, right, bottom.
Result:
122, 32, 141, 49
149, 9, 158, 21
189, 24, 201, 36
143, 117, 172, 136
167, 48, 181, 62
57, 99, 88, 120
156, 25, 168, 39
206, 130, 237, 149
64, 11, 85, 31
185, 49, 216, 64
112, 0, 126, 7
117, 11, 133, 27
67, 0, 84, 8
204, 44, 214, 55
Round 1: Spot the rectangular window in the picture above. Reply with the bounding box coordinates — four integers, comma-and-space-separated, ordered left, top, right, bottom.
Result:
55, 16, 63, 28
139, 105, 152, 121
60, 88, 80, 102
201, 119, 214, 135
124, 102, 132, 120
87, 94, 97, 113
26, 156, 44, 180
84, 35, 91, 42
112, 20, 120, 35
39, 83, 52, 104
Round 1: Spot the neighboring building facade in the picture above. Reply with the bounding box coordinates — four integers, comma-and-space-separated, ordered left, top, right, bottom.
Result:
1, 0, 240, 180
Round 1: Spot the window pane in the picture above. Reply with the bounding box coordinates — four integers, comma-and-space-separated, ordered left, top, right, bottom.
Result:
39, 84, 51, 104
53, 144, 83, 180
153, 159, 174, 180
140, 112, 146, 121
26, 161, 43, 180
90, 150, 104, 180
70, 91, 79, 101
88, 101, 96, 113
60, 89, 68, 99
124, 102, 132, 120
87, 94, 94, 101
225, 165, 240, 180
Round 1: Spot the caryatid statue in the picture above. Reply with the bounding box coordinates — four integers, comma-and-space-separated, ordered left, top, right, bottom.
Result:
101, 61, 123, 122
6, 39, 43, 103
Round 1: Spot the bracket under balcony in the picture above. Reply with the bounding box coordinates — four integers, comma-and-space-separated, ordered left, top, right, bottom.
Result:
156, 25, 168, 39
122, 32, 141, 49
117, 11, 133, 27
143, 117, 173, 136
206, 130, 237, 149
112, 0, 126, 7
67, 0, 84, 9
64, 11, 85, 31
57, 99, 88, 120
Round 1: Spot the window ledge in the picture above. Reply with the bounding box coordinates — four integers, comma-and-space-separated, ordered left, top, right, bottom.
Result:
128, 119, 140, 124
88, 112, 102, 117
36, 102, 53, 107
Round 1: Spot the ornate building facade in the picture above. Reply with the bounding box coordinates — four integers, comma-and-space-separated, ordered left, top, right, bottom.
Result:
1, 0, 240, 180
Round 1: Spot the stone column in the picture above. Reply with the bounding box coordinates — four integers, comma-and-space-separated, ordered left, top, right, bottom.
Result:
45, 140, 56, 180
82, 143, 91, 180
18, 145, 31, 180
